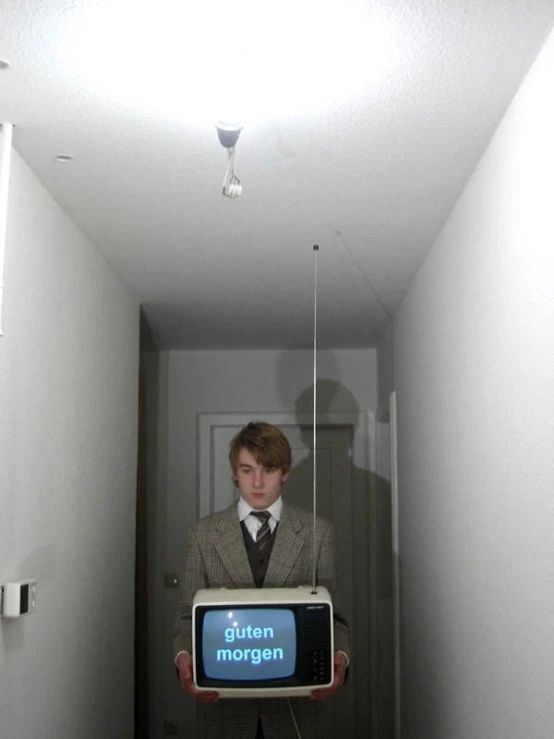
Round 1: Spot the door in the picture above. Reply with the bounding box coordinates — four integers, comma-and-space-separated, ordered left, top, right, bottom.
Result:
282, 424, 356, 738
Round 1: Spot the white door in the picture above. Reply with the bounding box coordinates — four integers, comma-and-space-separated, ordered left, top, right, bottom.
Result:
208, 420, 367, 738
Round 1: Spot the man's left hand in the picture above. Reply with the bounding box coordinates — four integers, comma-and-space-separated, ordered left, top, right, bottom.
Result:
310, 651, 348, 700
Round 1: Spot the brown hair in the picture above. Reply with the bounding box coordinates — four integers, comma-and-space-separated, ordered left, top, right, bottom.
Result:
229, 421, 292, 474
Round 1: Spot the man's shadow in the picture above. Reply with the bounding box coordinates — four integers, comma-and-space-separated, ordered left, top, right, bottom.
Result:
284, 378, 394, 739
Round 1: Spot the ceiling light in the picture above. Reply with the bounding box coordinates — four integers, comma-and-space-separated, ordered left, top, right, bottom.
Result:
62, 0, 397, 127
54, 155, 73, 162
0, 60, 11, 70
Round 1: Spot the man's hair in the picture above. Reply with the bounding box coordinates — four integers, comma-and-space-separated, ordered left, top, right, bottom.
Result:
229, 421, 292, 474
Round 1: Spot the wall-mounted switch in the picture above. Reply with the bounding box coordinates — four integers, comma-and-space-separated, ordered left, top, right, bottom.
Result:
164, 573, 180, 588
1, 580, 37, 618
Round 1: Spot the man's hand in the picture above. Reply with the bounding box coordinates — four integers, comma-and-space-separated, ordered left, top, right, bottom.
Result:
176, 653, 219, 703
310, 651, 348, 701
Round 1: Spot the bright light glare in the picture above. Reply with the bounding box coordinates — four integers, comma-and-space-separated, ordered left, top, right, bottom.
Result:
63, 0, 395, 125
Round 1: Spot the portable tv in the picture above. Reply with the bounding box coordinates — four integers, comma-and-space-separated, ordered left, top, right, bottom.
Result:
192, 585, 334, 698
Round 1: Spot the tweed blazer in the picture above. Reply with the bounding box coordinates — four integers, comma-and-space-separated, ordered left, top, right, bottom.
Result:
173, 501, 350, 739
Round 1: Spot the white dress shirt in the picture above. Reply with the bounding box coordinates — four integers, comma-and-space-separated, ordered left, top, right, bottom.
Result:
238, 495, 282, 542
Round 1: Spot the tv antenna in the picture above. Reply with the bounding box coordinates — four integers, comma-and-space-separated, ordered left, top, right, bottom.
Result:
311, 244, 319, 594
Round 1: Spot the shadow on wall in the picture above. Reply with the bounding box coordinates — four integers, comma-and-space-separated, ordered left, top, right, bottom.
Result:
280, 368, 395, 739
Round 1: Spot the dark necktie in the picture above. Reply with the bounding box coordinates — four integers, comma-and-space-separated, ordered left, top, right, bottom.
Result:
251, 511, 271, 552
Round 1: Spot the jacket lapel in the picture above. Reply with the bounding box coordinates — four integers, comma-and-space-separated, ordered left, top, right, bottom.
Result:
214, 506, 256, 588
263, 504, 304, 588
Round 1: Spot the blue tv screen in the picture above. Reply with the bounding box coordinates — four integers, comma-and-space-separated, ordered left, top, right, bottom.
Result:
202, 607, 296, 681
192, 587, 334, 697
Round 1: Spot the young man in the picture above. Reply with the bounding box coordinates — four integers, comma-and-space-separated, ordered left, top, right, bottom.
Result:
173, 421, 350, 739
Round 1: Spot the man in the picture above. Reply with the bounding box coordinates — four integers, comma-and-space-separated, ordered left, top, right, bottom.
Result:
173, 421, 350, 739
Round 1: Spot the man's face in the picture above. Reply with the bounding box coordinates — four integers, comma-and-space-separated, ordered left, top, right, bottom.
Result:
233, 448, 289, 510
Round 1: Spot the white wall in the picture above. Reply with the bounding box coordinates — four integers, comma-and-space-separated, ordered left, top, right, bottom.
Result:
151, 348, 377, 737
0, 151, 139, 739
394, 29, 554, 739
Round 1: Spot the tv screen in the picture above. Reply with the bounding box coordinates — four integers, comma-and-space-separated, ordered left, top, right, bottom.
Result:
202, 607, 296, 681
193, 586, 334, 698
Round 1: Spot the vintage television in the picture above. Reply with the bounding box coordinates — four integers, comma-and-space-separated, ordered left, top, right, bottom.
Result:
192, 585, 334, 698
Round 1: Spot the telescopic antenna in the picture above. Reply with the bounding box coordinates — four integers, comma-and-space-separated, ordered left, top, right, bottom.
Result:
311, 244, 319, 594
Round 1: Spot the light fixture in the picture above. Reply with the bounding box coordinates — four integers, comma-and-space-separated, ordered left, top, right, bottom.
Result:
216, 121, 243, 199
62, 1, 396, 126
0, 60, 10, 71
54, 154, 73, 162
215, 120, 242, 149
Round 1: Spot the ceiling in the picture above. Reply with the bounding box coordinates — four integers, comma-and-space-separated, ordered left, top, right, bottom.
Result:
1, 1, 553, 350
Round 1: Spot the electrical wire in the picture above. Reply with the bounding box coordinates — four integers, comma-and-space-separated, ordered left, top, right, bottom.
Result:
287, 698, 303, 739
334, 229, 393, 322
222, 146, 241, 198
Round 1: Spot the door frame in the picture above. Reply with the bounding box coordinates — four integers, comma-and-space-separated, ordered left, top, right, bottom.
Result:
197, 410, 377, 737
389, 391, 401, 739
135, 372, 149, 738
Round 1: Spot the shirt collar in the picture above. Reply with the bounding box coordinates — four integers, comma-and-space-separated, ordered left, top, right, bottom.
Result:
238, 495, 283, 522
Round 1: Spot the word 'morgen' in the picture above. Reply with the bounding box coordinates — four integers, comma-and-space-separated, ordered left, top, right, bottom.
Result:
216, 646, 284, 665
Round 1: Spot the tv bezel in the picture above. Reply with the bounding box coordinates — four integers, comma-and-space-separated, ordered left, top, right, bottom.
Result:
192, 586, 335, 698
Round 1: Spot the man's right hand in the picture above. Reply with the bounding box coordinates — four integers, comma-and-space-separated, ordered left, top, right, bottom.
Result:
176, 653, 219, 703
